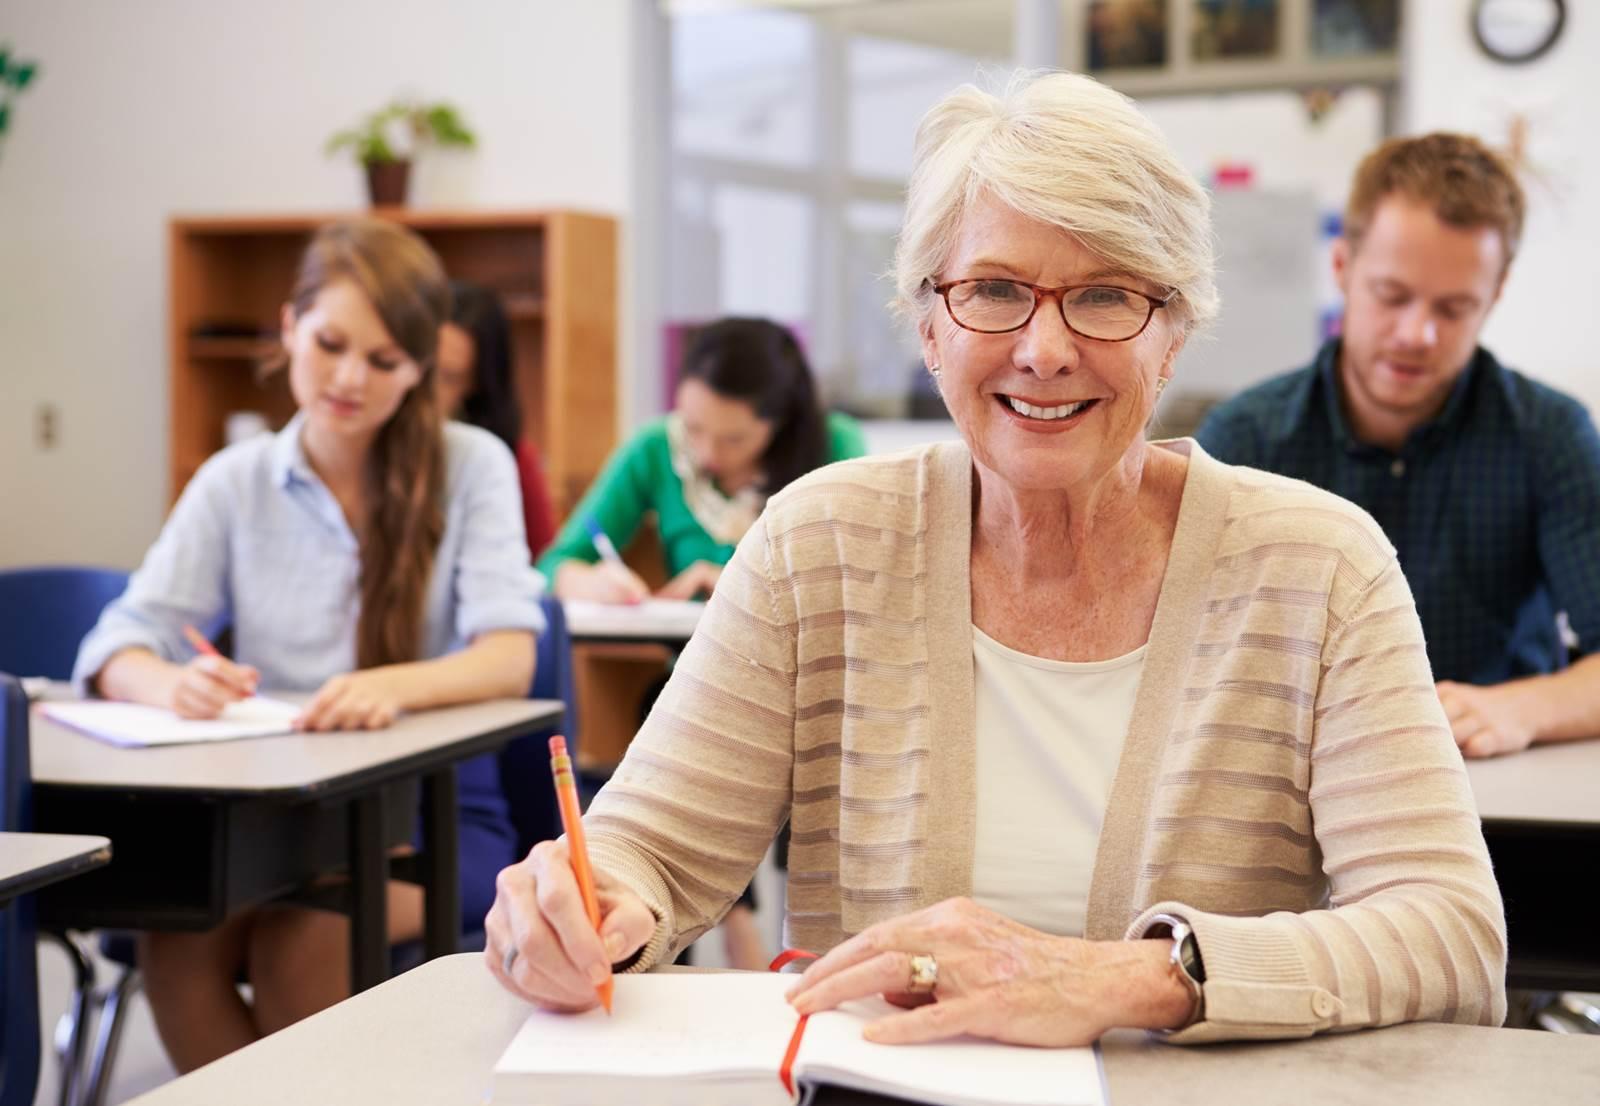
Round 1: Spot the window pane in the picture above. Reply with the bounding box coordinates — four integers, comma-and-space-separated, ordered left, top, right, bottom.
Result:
673, 9, 815, 169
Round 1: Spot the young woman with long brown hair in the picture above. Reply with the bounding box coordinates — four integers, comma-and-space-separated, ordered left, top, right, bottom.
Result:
74, 219, 544, 1071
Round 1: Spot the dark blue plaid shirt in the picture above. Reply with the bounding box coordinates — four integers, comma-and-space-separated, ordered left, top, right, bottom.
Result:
1196, 340, 1600, 684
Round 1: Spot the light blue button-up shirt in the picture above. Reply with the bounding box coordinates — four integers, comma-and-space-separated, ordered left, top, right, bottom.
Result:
75, 414, 546, 693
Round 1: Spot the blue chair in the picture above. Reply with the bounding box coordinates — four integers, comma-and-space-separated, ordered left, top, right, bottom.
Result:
0, 568, 130, 1106
2, 674, 43, 1106
498, 595, 578, 858
0, 568, 129, 682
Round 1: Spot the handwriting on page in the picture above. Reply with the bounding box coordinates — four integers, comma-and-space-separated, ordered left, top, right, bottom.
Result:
495, 974, 798, 1080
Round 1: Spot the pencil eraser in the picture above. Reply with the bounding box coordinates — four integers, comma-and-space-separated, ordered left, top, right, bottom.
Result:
548, 735, 568, 757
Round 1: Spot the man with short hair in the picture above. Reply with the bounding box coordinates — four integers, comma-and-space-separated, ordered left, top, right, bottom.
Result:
1197, 132, 1600, 758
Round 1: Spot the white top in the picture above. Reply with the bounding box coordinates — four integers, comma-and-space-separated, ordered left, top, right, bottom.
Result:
971, 627, 1147, 938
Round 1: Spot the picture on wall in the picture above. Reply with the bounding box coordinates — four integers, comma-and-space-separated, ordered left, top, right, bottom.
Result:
1086, 0, 1169, 71
1311, 0, 1399, 56
1191, 0, 1281, 61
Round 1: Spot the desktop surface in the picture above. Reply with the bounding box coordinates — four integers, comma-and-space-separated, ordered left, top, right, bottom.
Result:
125, 954, 1600, 1106
31, 696, 561, 796
0, 831, 111, 903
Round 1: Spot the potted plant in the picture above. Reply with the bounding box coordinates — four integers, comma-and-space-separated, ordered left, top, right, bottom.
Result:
325, 99, 476, 207
0, 44, 41, 164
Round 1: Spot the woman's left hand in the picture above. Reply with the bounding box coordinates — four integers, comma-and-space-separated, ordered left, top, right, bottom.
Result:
297, 668, 410, 732
656, 560, 722, 600
784, 897, 1191, 1046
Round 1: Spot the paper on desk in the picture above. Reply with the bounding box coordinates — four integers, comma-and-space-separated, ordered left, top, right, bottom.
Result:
562, 598, 705, 639
39, 696, 302, 747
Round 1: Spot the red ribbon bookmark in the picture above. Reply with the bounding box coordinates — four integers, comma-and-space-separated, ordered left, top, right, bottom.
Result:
770, 948, 819, 1097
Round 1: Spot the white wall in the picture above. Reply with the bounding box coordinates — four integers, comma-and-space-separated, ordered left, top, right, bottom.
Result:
0, 0, 633, 568
1403, 1, 1599, 415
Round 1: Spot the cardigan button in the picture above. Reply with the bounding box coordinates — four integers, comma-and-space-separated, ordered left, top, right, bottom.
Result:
1312, 992, 1337, 1018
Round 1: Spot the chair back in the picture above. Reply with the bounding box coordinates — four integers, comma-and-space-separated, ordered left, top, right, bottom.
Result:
0, 566, 130, 681
498, 595, 579, 857
1, 674, 42, 1106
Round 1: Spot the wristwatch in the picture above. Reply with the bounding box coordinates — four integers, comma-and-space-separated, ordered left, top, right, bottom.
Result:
1146, 913, 1205, 1028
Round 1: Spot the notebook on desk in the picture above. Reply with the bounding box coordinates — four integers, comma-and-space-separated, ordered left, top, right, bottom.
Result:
38, 697, 301, 747
490, 973, 1105, 1106
562, 598, 706, 640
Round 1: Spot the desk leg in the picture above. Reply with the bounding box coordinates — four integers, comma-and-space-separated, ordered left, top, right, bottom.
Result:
349, 791, 388, 993
421, 765, 461, 960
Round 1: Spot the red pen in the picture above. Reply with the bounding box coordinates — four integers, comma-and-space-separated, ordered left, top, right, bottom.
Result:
182, 624, 220, 657
182, 624, 259, 699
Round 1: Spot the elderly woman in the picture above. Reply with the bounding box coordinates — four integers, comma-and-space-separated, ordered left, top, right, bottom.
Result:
486, 72, 1505, 1045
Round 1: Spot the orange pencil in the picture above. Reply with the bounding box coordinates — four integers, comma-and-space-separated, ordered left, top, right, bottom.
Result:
182, 624, 221, 657
548, 735, 613, 1014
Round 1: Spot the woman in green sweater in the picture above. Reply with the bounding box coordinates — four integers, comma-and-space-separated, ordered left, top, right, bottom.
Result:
539, 317, 866, 603
539, 316, 863, 970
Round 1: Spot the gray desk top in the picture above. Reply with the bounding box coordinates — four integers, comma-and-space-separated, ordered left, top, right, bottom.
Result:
31, 697, 563, 797
126, 953, 1600, 1106
1465, 738, 1600, 826
0, 832, 111, 901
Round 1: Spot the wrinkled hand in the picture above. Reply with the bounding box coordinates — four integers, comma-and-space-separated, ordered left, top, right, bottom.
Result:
484, 839, 657, 1011
1437, 680, 1536, 758
785, 897, 1161, 1046
656, 560, 722, 601
170, 654, 260, 719
296, 668, 410, 732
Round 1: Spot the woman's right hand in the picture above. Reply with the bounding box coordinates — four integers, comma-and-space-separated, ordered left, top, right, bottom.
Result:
485, 839, 657, 1011
553, 560, 651, 605
169, 654, 260, 718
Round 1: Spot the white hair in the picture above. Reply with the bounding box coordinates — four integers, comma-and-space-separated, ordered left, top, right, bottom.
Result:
892, 70, 1218, 331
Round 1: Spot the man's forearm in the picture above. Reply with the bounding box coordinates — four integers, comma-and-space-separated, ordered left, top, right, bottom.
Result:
1505, 653, 1600, 745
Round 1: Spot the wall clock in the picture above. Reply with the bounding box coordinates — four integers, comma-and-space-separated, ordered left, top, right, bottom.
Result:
1472, 0, 1566, 65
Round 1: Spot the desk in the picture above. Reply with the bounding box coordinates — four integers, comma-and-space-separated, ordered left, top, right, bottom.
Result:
125, 952, 1600, 1106
0, 832, 110, 906
1466, 740, 1600, 991
564, 598, 703, 645
564, 600, 701, 772
29, 697, 561, 992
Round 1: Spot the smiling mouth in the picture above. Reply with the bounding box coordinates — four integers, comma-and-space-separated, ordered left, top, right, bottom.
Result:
999, 395, 1100, 421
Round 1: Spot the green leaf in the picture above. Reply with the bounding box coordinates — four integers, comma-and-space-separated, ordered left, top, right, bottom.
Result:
0, 104, 9, 136
360, 132, 398, 165
12, 63, 37, 90
0, 47, 10, 79
424, 103, 475, 147
325, 129, 359, 155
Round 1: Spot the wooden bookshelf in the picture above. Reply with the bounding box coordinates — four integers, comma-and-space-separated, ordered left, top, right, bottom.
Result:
168, 209, 617, 518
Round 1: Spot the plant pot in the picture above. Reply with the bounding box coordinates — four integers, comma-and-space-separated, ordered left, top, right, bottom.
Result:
364, 160, 411, 207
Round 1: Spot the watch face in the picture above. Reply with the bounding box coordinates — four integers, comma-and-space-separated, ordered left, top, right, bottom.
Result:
1473, 0, 1566, 64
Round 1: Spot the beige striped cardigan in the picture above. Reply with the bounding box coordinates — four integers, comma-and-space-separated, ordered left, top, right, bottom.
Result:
585, 438, 1507, 1042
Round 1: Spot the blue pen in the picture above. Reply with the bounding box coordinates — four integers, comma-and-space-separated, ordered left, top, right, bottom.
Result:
584, 517, 624, 567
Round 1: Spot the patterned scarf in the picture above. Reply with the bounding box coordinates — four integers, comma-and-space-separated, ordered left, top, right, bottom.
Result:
666, 414, 766, 546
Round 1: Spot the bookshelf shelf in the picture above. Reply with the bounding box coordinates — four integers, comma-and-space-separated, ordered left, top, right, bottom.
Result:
168, 209, 617, 518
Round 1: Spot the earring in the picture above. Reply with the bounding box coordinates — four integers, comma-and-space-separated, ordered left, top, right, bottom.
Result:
1155, 377, 1169, 398
928, 364, 942, 378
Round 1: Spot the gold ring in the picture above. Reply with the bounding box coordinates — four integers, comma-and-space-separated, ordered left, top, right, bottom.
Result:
907, 952, 939, 994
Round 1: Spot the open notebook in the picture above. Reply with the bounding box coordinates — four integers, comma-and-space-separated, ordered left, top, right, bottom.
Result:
491, 973, 1105, 1106
38, 697, 302, 748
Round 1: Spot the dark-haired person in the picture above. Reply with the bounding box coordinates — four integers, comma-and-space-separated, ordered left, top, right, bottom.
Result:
74, 221, 544, 1071
1198, 133, 1600, 759
537, 316, 864, 968
437, 279, 558, 556
539, 316, 866, 603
